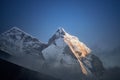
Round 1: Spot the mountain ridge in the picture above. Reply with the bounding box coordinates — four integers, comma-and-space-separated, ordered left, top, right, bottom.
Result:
0, 27, 105, 80
0, 27, 47, 58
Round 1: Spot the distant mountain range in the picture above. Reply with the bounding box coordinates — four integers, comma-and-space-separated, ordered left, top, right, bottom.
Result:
0, 27, 105, 80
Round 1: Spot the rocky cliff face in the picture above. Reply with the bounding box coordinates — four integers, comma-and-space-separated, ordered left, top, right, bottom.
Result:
0, 27, 105, 80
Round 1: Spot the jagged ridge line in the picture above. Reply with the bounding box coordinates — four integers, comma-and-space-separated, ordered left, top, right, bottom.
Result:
0, 27, 47, 44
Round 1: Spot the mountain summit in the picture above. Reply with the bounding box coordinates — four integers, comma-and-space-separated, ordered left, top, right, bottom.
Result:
0, 27, 47, 57
42, 28, 104, 79
56, 27, 66, 35
48, 27, 66, 45
0, 27, 105, 80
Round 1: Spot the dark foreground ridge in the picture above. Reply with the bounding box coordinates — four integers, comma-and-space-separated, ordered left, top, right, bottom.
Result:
0, 50, 60, 80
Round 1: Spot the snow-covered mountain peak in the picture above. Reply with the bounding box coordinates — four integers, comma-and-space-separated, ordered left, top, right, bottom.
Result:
46, 28, 92, 75
0, 27, 105, 80
54, 27, 66, 39
3, 27, 23, 34
48, 28, 91, 57
57, 27, 66, 35
2, 27, 34, 39
0, 27, 47, 57
10, 26, 21, 30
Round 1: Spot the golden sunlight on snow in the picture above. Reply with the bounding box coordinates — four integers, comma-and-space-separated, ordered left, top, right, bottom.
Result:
64, 33, 91, 75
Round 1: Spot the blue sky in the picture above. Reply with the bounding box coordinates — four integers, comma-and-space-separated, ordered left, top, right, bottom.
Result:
0, 0, 120, 51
